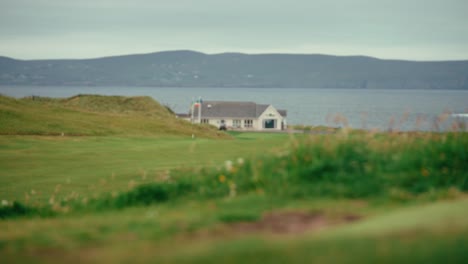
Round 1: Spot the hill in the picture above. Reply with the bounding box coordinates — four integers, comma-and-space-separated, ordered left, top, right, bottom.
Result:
0, 94, 227, 138
0, 50, 467, 89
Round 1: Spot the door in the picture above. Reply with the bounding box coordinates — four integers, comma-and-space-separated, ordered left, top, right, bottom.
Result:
263, 119, 276, 129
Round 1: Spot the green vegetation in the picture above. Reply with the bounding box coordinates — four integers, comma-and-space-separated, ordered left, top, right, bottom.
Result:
0, 133, 290, 206
2, 132, 466, 218
0, 94, 225, 138
0, 94, 467, 263
290, 124, 341, 133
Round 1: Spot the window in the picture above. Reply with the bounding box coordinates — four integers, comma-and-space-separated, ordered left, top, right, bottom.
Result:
233, 119, 241, 128
264, 119, 276, 129
244, 119, 253, 128
201, 119, 209, 124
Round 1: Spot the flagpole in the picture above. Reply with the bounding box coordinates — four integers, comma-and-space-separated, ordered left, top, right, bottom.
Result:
198, 96, 202, 124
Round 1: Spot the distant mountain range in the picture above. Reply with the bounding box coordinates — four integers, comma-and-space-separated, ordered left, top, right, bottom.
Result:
1, 50, 467, 89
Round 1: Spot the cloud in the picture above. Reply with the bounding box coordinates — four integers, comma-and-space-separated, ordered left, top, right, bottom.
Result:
0, 0, 467, 60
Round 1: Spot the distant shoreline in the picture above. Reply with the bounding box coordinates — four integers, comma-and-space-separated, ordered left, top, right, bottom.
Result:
1, 51, 467, 89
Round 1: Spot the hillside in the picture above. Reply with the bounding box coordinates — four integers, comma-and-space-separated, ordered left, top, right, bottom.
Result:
1, 51, 467, 89
0, 94, 226, 138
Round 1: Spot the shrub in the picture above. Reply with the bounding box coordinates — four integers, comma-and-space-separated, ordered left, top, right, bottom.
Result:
0, 201, 53, 219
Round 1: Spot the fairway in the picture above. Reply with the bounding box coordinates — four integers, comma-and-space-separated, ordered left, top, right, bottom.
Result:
0, 133, 292, 204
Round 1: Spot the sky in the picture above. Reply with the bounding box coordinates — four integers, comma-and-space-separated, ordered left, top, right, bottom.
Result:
0, 0, 467, 60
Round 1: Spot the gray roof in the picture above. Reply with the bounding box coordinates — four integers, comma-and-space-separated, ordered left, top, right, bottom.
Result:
192, 101, 286, 119
278, 110, 287, 117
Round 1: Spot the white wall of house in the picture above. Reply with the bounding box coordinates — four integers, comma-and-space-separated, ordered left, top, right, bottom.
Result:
257, 105, 285, 131
204, 118, 257, 130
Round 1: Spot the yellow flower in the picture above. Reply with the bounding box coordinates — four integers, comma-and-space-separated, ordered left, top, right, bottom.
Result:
218, 174, 226, 183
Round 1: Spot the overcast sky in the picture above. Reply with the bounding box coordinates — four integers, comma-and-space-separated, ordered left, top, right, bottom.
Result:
1, 0, 467, 60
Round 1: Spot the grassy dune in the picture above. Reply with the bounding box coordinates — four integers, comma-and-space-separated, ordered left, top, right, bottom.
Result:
0, 94, 226, 138
0, 94, 467, 263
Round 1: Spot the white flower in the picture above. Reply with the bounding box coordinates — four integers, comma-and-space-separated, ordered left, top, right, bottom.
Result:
1, 200, 8, 206
224, 160, 233, 171
237, 157, 244, 165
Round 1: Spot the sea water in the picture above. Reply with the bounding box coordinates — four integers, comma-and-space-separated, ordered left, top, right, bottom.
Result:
1, 86, 467, 131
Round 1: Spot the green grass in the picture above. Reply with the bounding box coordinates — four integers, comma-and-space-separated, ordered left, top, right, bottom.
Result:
1, 197, 467, 263
0, 94, 226, 138
81, 131, 464, 211
161, 198, 468, 264
0, 133, 291, 205
1, 94, 467, 263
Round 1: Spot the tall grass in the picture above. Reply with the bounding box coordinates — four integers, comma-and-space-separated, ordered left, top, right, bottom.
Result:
164, 132, 467, 200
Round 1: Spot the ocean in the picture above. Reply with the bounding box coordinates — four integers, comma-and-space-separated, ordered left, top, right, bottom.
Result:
1, 86, 467, 131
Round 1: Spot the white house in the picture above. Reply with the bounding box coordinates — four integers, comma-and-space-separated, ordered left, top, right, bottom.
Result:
177, 101, 287, 131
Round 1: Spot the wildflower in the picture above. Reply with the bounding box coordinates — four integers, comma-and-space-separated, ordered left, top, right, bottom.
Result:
218, 174, 226, 183
224, 160, 233, 171
237, 157, 244, 165
1, 200, 8, 206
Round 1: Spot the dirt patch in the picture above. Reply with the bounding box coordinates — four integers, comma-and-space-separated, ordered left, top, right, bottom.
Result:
178, 210, 363, 243
229, 211, 361, 235
231, 212, 324, 234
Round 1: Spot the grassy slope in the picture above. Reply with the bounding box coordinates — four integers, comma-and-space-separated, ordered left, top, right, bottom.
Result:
0, 94, 226, 138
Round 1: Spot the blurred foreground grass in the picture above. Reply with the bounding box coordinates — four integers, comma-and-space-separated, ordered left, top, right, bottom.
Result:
1, 131, 467, 263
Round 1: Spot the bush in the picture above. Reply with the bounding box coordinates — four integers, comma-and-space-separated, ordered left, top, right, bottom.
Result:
0, 201, 53, 219
87, 181, 195, 210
